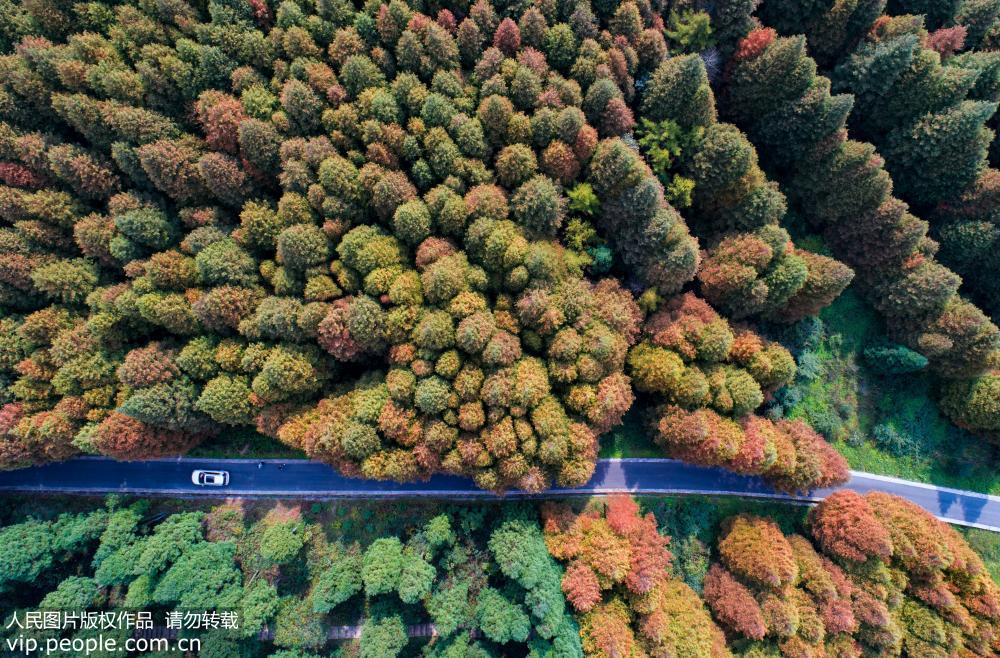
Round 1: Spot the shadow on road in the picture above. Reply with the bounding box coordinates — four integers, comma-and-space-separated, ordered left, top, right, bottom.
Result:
937, 489, 987, 525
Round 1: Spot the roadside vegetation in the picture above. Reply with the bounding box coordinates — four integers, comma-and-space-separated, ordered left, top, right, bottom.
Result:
602, 284, 1000, 495
784, 289, 1000, 494
1, 492, 997, 657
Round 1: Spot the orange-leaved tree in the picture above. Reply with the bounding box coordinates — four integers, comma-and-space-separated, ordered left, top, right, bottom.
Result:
542, 495, 730, 658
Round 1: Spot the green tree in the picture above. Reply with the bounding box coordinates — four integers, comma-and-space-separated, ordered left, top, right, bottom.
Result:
360, 614, 408, 658
152, 541, 242, 609
0, 520, 54, 593
272, 596, 328, 649
476, 587, 531, 643
428, 581, 473, 636
398, 550, 435, 604
40, 577, 100, 610
362, 537, 404, 596
312, 553, 363, 613
239, 580, 280, 638
259, 520, 306, 566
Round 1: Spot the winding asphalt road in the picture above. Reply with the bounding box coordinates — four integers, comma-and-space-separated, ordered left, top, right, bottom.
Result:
0, 456, 998, 531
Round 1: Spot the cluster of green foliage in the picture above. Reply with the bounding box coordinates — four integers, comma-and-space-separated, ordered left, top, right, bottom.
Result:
719, 9, 1000, 444
3, 492, 1000, 658
639, 54, 854, 324
0, 497, 582, 657
762, 0, 1000, 324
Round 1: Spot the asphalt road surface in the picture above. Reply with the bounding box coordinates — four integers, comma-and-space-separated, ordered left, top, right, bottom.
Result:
0, 457, 998, 531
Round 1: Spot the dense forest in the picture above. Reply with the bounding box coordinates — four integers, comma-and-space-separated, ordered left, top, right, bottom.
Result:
1, 493, 998, 657
0, 0, 997, 490
2, 0, 999, 655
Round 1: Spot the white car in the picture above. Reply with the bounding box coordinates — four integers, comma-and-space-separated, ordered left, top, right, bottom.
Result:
191, 470, 229, 486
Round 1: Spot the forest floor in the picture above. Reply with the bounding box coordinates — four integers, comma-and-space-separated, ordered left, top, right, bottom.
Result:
781, 287, 1000, 495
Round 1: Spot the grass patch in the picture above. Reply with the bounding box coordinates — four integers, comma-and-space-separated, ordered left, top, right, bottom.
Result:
774, 286, 1000, 494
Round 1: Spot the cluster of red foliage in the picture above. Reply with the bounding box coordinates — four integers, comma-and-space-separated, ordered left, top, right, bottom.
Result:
734, 27, 776, 61
543, 495, 729, 658
656, 407, 849, 493
705, 492, 1000, 656
92, 412, 203, 460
